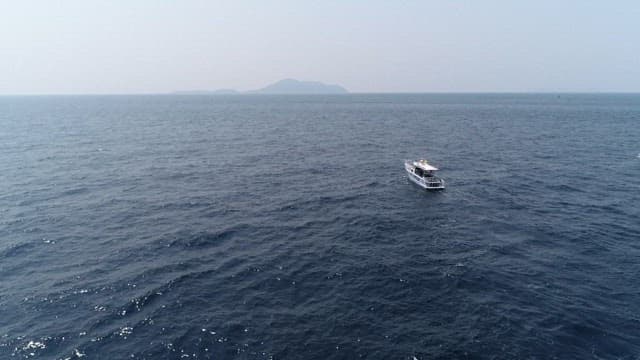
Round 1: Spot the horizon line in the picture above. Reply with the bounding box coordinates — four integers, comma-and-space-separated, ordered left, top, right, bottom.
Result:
2, 91, 640, 97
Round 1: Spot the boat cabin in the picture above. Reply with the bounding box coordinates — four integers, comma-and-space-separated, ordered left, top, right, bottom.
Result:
413, 160, 438, 176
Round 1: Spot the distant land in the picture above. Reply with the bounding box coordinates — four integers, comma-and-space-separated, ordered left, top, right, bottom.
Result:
173, 79, 348, 95
173, 89, 239, 95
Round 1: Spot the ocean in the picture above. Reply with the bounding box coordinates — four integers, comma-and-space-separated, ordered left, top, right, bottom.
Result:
1, 94, 639, 359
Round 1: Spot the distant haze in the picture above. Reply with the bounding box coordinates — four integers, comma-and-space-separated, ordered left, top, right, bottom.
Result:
1, 1, 640, 94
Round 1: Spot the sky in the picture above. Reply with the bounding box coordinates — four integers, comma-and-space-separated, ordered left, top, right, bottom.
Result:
1, 0, 639, 94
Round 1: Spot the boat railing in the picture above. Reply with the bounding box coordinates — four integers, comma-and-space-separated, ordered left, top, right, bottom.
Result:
424, 180, 445, 189
423, 177, 444, 185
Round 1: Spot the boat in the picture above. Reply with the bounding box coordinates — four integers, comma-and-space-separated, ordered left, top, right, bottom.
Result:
404, 159, 445, 190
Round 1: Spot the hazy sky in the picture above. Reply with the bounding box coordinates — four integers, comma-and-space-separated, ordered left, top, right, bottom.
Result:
1, 1, 639, 94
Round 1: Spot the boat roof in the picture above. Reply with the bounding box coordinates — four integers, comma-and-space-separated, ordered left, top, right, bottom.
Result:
413, 159, 438, 171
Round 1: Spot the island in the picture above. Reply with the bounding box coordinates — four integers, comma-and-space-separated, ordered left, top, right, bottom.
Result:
173, 89, 239, 95
173, 79, 348, 95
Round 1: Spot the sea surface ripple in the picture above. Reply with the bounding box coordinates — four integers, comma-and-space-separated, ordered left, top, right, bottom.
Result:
1, 94, 639, 359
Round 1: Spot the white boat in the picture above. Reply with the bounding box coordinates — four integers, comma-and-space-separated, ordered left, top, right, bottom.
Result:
404, 159, 445, 190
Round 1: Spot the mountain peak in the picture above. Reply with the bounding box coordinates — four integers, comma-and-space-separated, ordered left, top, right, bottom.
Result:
174, 79, 348, 95
251, 79, 348, 94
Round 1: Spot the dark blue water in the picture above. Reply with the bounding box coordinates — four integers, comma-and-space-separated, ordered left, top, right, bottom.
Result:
1, 94, 639, 359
